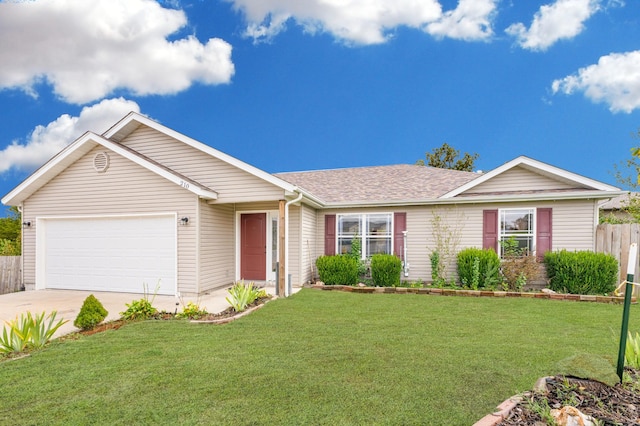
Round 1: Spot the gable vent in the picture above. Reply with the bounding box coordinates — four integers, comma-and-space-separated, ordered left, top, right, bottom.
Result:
93, 152, 110, 173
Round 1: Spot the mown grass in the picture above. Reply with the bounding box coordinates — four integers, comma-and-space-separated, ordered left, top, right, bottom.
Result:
1, 289, 639, 425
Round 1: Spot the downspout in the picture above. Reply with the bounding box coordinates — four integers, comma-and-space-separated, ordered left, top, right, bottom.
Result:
402, 231, 409, 277
284, 191, 304, 297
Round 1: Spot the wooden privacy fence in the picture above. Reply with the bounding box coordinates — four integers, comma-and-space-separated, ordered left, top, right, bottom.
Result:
595, 224, 640, 295
0, 256, 21, 295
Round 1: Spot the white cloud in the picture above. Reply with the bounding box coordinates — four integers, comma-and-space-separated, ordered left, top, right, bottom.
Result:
551, 50, 640, 113
0, 98, 140, 173
227, 0, 497, 45
426, 0, 497, 41
0, 0, 234, 104
505, 0, 601, 51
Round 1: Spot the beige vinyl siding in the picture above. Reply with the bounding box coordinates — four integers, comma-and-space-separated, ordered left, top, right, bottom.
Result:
121, 125, 286, 203
199, 200, 235, 293
22, 147, 198, 293
288, 206, 300, 286
300, 205, 317, 284
465, 166, 577, 194
315, 199, 598, 284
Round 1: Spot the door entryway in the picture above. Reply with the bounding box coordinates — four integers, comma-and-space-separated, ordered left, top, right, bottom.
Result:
240, 213, 267, 280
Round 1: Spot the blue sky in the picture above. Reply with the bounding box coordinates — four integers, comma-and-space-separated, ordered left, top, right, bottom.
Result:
1, 0, 639, 203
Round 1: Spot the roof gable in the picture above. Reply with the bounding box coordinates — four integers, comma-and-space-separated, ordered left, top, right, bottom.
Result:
104, 112, 297, 196
2, 132, 218, 206
441, 156, 620, 199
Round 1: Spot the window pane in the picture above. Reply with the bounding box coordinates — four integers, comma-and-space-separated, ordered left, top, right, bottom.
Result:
367, 214, 391, 236
501, 210, 533, 233
500, 236, 533, 257
367, 238, 391, 256
338, 215, 360, 236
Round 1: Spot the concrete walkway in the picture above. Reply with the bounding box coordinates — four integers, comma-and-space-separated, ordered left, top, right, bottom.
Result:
0, 286, 285, 338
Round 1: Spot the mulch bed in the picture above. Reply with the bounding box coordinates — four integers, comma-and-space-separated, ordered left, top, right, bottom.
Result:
499, 369, 640, 425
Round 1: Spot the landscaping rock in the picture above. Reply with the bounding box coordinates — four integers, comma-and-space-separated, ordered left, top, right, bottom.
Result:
541, 288, 556, 294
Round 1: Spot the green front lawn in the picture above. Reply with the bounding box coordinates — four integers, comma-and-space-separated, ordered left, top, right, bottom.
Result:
2, 289, 639, 425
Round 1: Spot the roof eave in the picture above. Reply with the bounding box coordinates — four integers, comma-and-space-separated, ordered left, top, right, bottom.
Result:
320, 190, 625, 209
2, 132, 219, 206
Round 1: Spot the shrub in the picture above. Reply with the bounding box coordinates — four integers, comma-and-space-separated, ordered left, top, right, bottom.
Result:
371, 254, 402, 287
74, 294, 108, 330
457, 248, 501, 289
121, 283, 160, 320
430, 251, 445, 287
348, 236, 367, 278
544, 250, 618, 295
501, 253, 541, 292
316, 255, 359, 285
176, 302, 208, 320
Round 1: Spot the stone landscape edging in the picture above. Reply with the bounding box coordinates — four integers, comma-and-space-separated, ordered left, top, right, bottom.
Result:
190, 296, 277, 325
311, 284, 635, 304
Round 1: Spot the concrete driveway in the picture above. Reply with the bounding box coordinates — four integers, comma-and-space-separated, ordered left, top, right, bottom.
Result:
0, 287, 254, 338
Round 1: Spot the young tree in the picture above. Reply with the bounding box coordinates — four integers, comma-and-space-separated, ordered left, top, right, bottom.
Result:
613, 130, 640, 222
416, 142, 479, 172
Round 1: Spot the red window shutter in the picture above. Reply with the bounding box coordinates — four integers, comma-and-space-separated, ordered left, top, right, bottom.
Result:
393, 212, 407, 260
324, 215, 336, 256
483, 210, 498, 252
536, 208, 552, 260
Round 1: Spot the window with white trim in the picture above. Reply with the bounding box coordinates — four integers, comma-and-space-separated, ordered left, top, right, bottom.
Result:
337, 213, 392, 258
499, 208, 535, 257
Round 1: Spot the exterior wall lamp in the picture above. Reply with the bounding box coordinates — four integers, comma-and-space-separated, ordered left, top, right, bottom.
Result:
180, 217, 189, 226
22, 221, 31, 228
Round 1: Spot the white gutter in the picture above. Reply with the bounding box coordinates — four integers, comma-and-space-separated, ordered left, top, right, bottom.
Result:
284, 191, 304, 296
320, 190, 626, 209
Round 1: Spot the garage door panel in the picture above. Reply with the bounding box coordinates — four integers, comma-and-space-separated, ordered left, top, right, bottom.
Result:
41, 216, 176, 295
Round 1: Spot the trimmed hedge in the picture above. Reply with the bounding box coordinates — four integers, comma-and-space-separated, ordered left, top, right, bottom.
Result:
316, 255, 359, 285
371, 254, 402, 287
544, 250, 618, 295
457, 248, 501, 289
74, 294, 108, 330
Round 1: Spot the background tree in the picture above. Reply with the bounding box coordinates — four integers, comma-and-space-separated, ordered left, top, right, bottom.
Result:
611, 130, 640, 223
416, 142, 479, 172
0, 206, 21, 255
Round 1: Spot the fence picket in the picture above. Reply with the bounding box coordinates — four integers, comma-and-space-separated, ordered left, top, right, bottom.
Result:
0, 256, 21, 294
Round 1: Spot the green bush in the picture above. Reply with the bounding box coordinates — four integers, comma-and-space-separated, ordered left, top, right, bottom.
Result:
121, 298, 158, 321
457, 248, 501, 289
316, 255, 359, 285
371, 254, 402, 287
74, 294, 108, 330
544, 250, 618, 295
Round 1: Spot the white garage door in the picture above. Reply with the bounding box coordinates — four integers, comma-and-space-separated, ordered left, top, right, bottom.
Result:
40, 215, 176, 295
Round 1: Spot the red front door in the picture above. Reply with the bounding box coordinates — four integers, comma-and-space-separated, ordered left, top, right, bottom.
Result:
241, 213, 267, 280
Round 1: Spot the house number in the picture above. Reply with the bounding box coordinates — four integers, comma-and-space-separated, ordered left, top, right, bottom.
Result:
180, 180, 190, 189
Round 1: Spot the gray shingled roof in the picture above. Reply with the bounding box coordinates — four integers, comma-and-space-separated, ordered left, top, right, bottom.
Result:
275, 164, 479, 204
600, 192, 637, 210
